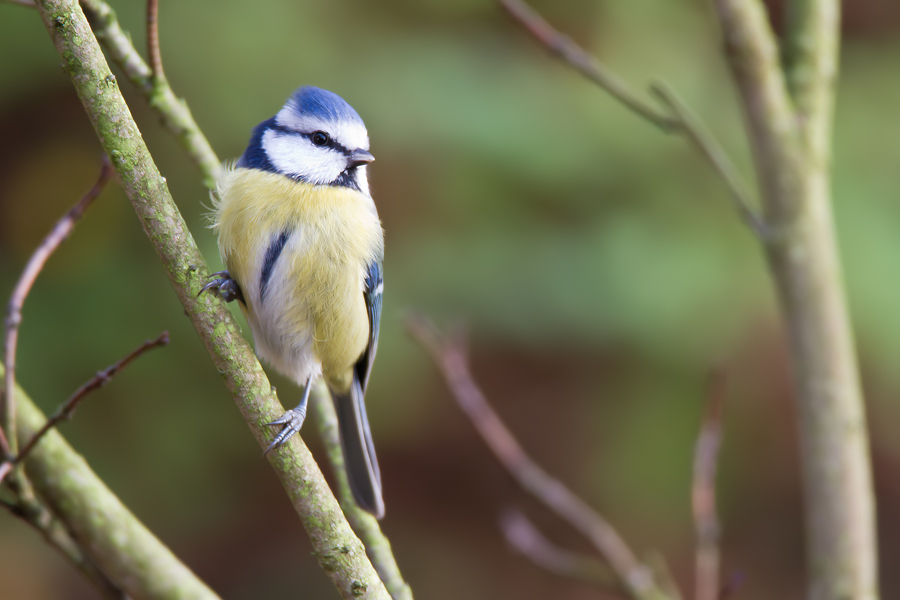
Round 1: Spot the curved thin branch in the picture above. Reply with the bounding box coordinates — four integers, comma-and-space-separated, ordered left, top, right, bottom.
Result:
3, 158, 113, 457
407, 316, 671, 600
14, 332, 169, 465
497, 0, 676, 130
34, 1, 389, 597
497, 0, 765, 238
499, 508, 620, 590
649, 82, 766, 238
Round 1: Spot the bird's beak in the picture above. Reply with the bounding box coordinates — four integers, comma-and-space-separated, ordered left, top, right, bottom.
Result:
349, 149, 375, 167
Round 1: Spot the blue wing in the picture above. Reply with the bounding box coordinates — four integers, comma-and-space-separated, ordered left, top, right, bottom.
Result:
356, 260, 382, 392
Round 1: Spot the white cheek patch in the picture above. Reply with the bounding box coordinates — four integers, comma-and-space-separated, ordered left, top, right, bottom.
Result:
262, 129, 345, 185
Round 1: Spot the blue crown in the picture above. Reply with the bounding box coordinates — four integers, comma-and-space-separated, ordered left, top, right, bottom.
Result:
286, 86, 363, 125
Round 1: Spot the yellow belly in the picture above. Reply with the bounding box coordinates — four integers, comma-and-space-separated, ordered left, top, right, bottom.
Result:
212, 167, 383, 389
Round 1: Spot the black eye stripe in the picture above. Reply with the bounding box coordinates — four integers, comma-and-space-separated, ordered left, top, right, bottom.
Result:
269, 124, 353, 156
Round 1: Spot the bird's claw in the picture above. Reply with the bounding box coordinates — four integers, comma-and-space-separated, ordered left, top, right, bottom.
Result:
199, 270, 244, 303
264, 406, 307, 455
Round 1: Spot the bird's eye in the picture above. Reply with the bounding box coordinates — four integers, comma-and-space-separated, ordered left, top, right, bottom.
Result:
311, 131, 330, 147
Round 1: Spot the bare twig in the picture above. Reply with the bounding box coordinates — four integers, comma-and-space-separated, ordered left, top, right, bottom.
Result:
3, 158, 113, 457
649, 82, 766, 238
693, 371, 726, 600
407, 315, 669, 600
497, 0, 765, 239
146, 0, 164, 81
500, 508, 620, 590
14, 332, 169, 464
497, 0, 675, 130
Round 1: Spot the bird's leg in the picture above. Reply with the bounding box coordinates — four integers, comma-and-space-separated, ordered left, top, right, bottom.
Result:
264, 376, 314, 454
199, 270, 245, 304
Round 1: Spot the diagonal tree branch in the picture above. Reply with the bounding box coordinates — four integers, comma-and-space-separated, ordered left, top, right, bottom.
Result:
311, 385, 413, 600
79, 0, 223, 188
33, 1, 389, 597
407, 316, 671, 600
1, 364, 219, 599
649, 82, 766, 238
497, 0, 676, 130
497, 0, 766, 239
0, 487, 126, 599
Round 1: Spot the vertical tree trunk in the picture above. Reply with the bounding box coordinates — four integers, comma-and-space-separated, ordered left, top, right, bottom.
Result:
713, 1, 878, 598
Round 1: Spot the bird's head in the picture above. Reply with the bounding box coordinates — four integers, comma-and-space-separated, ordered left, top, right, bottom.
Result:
238, 86, 374, 194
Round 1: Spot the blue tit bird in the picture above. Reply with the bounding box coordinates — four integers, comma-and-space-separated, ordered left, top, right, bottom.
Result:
203, 86, 385, 518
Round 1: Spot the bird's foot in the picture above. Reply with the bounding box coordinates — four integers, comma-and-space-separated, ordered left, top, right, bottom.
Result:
264, 405, 307, 455
199, 270, 244, 303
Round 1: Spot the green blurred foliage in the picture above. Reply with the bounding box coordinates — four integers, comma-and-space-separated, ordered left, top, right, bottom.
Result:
1, 0, 899, 598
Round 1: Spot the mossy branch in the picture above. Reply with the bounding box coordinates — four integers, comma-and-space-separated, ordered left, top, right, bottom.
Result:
80, 0, 222, 188
2, 365, 217, 599
311, 385, 413, 600
78, 0, 410, 594
33, 1, 389, 597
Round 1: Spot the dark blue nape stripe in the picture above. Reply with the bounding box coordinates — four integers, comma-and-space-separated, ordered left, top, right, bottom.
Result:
259, 230, 290, 302
237, 117, 278, 173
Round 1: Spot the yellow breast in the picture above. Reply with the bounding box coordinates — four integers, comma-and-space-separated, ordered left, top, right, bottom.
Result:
212, 167, 383, 388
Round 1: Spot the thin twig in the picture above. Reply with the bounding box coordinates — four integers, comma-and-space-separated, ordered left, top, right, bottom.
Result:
500, 508, 620, 590
497, 0, 676, 131
3, 158, 113, 457
146, 0, 164, 81
649, 82, 767, 239
499, 0, 766, 239
407, 315, 669, 600
14, 332, 169, 464
692, 371, 726, 600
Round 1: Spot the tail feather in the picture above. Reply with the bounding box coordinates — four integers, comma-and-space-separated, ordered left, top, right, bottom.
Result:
332, 377, 384, 518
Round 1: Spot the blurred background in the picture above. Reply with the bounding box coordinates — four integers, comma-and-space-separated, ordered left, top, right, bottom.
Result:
2, 0, 900, 598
